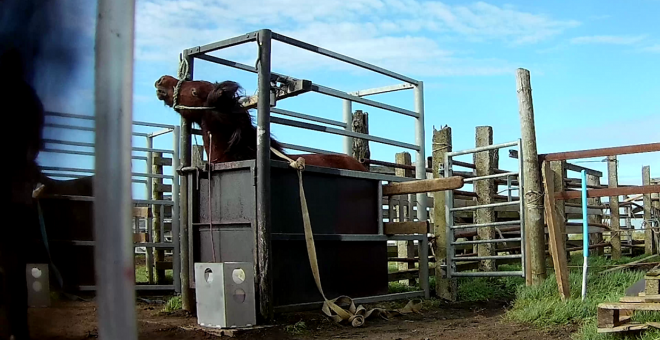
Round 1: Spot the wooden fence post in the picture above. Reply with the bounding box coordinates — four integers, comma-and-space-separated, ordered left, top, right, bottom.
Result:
607, 156, 621, 260
474, 126, 497, 271
642, 166, 656, 254
152, 152, 165, 284
352, 110, 370, 161
550, 161, 568, 259
432, 126, 456, 300
192, 145, 205, 167
586, 174, 604, 256
395, 152, 415, 286
515, 68, 547, 285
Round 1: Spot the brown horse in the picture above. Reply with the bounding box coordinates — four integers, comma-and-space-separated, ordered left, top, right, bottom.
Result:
155, 75, 367, 172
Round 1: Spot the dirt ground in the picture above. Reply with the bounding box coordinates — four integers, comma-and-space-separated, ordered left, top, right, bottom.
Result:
28, 297, 574, 340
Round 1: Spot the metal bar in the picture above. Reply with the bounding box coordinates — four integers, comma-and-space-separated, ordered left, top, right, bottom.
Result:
539, 142, 660, 162
377, 183, 384, 235
271, 32, 419, 85
444, 153, 455, 279
452, 238, 522, 245
447, 141, 520, 157
311, 84, 418, 118
565, 162, 603, 177
280, 143, 341, 155
270, 159, 415, 182
450, 271, 524, 277
414, 82, 427, 222
273, 233, 388, 242
179, 51, 194, 310
195, 54, 258, 73
77, 285, 175, 291
463, 171, 519, 183
146, 136, 155, 285
517, 139, 526, 278
507, 175, 512, 202
39, 166, 174, 179
148, 128, 174, 138
343, 99, 352, 155
419, 236, 430, 298
271, 116, 419, 151
273, 291, 424, 313
41, 148, 148, 161
171, 126, 181, 293
45, 111, 176, 129
349, 83, 414, 97
452, 254, 522, 261
450, 220, 522, 230
256, 29, 274, 322
44, 123, 150, 137
450, 200, 520, 212
271, 108, 346, 128
556, 185, 660, 200
185, 31, 258, 56
94, 0, 137, 338
43, 138, 174, 154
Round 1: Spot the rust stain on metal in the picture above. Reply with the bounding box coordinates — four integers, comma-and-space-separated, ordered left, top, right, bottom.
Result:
539, 143, 660, 162
555, 185, 660, 201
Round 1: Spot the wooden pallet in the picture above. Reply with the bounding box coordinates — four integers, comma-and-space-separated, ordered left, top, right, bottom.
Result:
597, 300, 660, 333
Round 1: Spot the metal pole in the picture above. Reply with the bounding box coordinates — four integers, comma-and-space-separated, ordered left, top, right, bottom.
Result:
343, 100, 353, 156
256, 29, 273, 322
93, 0, 137, 338
172, 126, 181, 293
414, 81, 427, 221
581, 170, 588, 301
179, 51, 194, 311
146, 136, 154, 284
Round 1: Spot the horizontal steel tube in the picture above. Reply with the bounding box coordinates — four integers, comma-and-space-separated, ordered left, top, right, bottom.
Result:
45, 111, 176, 129
77, 285, 176, 291
448, 141, 519, 157
311, 84, 418, 118
148, 128, 174, 138
271, 116, 419, 150
280, 143, 341, 155
43, 172, 148, 185
452, 254, 522, 261
463, 171, 519, 183
349, 83, 414, 97
42, 148, 148, 161
271, 32, 419, 85
450, 200, 520, 212
451, 220, 522, 230
273, 291, 424, 313
42, 195, 174, 206
272, 108, 346, 128
450, 271, 524, 277
43, 139, 174, 154
452, 238, 522, 245
45, 123, 150, 137
272, 233, 387, 242
39, 166, 174, 179
195, 54, 259, 73
186, 31, 258, 56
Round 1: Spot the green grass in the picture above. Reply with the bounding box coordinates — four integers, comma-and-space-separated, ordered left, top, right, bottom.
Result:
162, 295, 183, 312
504, 254, 660, 340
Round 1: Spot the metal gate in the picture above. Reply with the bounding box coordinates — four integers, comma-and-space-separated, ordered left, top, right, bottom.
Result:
444, 139, 527, 278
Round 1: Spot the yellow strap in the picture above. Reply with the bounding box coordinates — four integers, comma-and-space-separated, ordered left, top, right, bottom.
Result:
269, 147, 423, 327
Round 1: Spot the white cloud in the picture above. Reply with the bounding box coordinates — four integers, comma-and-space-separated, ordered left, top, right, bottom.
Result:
641, 44, 660, 52
570, 34, 648, 45
135, 0, 580, 77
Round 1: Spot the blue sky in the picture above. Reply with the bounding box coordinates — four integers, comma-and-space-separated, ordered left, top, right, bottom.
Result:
37, 0, 659, 199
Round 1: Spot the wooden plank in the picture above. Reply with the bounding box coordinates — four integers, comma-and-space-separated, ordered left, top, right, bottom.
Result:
153, 156, 172, 166
555, 185, 660, 200
542, 161, 570, 300
384, 221, 428, 235
565, 162, 603, 177
597, 323, 648, 334
153, 183, 172, 193
132, 207, 150, 218
394, 151, 415, 286
619, 295, 660, 303
642, 166, 656, 255
133, 233, 148, 243
539, 142, 660, 162
598, 302, 660, 311
608, 155, 621, 259
382, 176, 464, 196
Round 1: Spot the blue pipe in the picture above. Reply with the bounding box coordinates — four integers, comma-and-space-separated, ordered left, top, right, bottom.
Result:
581, 170, 588, 301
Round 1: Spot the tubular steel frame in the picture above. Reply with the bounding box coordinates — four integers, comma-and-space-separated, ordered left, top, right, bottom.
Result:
181, 29, 428, 314
444, 139, 527, 279
40, 111, 181, 293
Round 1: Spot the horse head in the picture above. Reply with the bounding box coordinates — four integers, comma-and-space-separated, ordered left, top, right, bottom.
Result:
154, 75, 215, 122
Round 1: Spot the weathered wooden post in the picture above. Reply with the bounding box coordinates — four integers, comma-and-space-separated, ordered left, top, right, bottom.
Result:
352, 110, 370, 161
642, 166, 656, 254
395, 152, 415, 286
474, 126, 497, 271
152, 151, 165, 283
607, 156, 621, 259
515, 68, 547, 285
432, 126, 456, 300
586, 174, 604, 256
192, 145, 205, 167
550, 161, 568, 259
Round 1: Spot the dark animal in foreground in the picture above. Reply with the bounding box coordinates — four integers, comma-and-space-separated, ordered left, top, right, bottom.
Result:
155, 75, 368, 172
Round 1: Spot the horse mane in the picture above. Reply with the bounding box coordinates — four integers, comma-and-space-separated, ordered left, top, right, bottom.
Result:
203, 80, 285, 161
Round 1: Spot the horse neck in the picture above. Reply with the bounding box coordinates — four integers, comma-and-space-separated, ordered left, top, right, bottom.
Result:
200, 117, 286, 163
